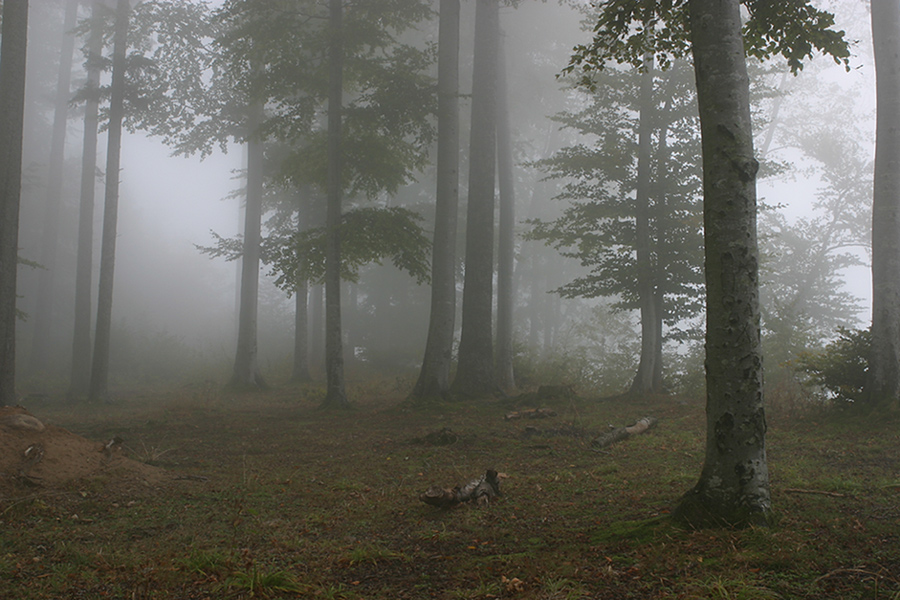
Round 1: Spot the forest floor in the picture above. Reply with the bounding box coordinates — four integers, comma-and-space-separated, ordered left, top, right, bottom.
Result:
0, 381, 898, 599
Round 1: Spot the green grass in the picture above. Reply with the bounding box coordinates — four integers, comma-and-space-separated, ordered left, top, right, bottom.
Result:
1, 388, 898, 599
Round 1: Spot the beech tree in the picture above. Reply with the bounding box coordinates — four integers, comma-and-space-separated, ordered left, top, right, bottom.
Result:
868, 0, 900, 410
569, 0, 849, 527
0, 0, 30, 407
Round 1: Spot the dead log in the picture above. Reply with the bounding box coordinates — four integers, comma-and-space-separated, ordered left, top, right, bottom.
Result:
504, 407, 557, 421
592, 416, 658, 449
419, 469, 502, 509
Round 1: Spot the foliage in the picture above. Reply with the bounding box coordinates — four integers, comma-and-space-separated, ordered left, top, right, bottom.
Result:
796, 327, 871, 404
528, 60, 704, 340
565, 0, 851, 84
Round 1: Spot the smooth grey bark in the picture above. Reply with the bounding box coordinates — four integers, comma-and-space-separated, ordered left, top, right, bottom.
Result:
89, 0, 129, 402
867, 0, 900, 410
229, 98, 268, 390
674, 0, 770, 528
292, 277, 311, 383
450, 0, 499, 398
629, 57, 662, 396
28, 0, 78, 376
0, 0, 29, 407
69, 0, 103, 399
322, 0, 349, 408
411, 0, 460, 401
495, 25, 516, 393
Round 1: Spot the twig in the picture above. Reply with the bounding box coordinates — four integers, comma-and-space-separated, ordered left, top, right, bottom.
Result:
783, 488, 847, 498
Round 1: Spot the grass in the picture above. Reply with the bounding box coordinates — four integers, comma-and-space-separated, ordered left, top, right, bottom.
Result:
1, 386, 899, 599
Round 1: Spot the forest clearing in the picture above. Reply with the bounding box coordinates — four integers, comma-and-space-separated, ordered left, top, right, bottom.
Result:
1, 387, 898, 600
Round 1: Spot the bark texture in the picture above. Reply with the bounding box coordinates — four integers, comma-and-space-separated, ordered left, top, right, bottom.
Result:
0, 0, 29, 406
69, 0, 104, 399
412, 0, 460, 401
28, 0, 78, 376
674, 0, 770, 528
868, 0, 900, 410
322, 0, 349, 408
495, 25, 516, 394
451, 0, 499, 398
229, 99, 268, 390
89, 0, 129, 402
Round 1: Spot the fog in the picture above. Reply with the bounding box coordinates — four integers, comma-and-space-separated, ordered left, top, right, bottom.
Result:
11, 0, 877, 398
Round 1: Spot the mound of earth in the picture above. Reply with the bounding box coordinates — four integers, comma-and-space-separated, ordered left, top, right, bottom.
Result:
0, 406, 167, 494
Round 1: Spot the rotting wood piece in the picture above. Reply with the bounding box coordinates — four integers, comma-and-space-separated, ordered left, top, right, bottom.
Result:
419, 469, 502, 508
592, 416, 658, 449
504, 407, 557, 421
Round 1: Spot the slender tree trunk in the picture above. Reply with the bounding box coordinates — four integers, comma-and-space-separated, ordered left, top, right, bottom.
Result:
229, 98, 267, 390
495, 25, 516, 393
69, 0, 103, 400
411, 0, 461, 401
674, 0, 770, 528
310, 283, 324, 371
629, 57, 662, 396
0, 0, 29, 407
451, 0, 499, 398
28, 0, 78, 377
88, 0, 129, 402
867, 0, 900, 410
292, 277, 311, 383
322, 0, 349, 408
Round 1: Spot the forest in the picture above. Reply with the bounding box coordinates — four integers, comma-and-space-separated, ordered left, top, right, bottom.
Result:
0, 0, 898, 598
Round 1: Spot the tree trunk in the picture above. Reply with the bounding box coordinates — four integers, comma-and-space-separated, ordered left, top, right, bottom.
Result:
28, 0, 77, 377
674, 0, 770, 528
292, 199, 311, 384
0, 0, 29, 407
451, 0, 499, 398
629, 57, 662, 396
69, 0, 104, 400
495, 24, 516, 393
867, 0, 900, 410
411, 0, 460, 401
229, 98, 268, 390
88, 0, 129, 403
322, 0, 349, 409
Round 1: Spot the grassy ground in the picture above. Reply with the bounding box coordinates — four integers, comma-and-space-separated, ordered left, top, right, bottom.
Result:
1, 382, 898, 599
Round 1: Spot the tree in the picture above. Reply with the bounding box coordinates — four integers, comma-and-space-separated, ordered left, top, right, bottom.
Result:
451, 0, 500, 398
28, 0, 78, 377
0, 0, 30, 407
69, 0, 104, 400
411, 0, 461, 401
867, 0, 900, 410
569, 0, 849, 527
89, 0, 130, 402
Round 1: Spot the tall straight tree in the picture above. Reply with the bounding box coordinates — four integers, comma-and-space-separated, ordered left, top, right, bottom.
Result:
29, 0, 78, 376
229, 97, 268, 389
0, 0, 30, 407
451, 0, 499, 398
867, 0, 900, 410
322, 0, 350, 408
411, 0, 461, 401
673, 0, 769, 527
89, 0, 130, 402
69, 0, 104, 399
495, 23, 516, 393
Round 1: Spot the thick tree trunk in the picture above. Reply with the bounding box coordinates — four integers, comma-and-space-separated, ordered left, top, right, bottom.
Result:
0, 0, 29, 407
629, 58, 662, 396
322, 0, 349, 409
88, 0, 129, 402
229, 98, 268, 390
868, 0, 900, 410
28, 0, 77, 377
69, 0, 103, 400
674, 0, 770, 528
495, 25, 516, 394
411, 0, 460, 401
451, 0, 499, 398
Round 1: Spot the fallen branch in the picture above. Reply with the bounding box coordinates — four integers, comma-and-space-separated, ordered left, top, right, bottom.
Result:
505, 408, 557, 421
784, 488, 847, 498
419, 469, 502, 509
592, 417, 659, 449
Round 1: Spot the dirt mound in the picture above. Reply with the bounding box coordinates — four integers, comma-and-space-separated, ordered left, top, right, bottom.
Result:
0, 406, 167, 494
